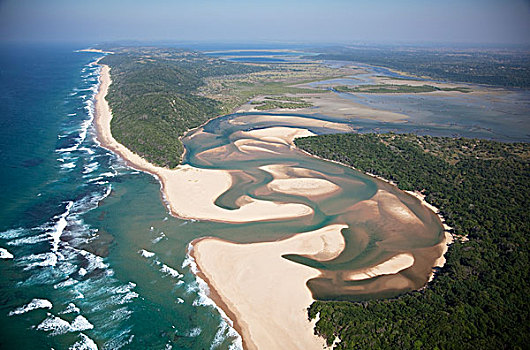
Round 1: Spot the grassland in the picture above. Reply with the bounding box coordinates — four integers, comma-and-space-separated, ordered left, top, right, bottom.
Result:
198, 63, 354, 113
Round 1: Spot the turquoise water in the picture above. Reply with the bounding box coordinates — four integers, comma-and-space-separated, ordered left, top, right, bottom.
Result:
0, 45, 239, 350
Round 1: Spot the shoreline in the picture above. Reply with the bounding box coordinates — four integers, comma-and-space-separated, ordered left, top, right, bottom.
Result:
187, 241, 250, 350
93, 56, 457, 349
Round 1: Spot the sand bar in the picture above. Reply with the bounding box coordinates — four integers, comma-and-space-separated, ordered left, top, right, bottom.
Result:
192, 224, 347, 350
347, 253, 415, 281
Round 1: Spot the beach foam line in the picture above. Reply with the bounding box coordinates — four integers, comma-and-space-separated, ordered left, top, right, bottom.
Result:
183, 243, 243, 349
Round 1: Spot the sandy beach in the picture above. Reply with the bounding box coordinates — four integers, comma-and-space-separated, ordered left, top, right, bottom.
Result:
192, 224, 347, 350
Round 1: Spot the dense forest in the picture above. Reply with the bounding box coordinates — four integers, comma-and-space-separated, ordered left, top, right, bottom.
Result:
309, 46, 530, 88
295, 133, 529, 349
100, 48, 264, 167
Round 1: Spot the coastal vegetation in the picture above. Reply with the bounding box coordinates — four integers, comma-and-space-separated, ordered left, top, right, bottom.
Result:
295, 133, 529, 349
334, 84, 471, 94
310, 46, 530, 88
250, 97, 312, 110
100, 48, 265, 167
198, 63, 350, 113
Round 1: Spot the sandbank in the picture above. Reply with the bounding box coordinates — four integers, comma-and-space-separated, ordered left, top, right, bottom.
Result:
259, 164, 341, 198
347, 253, 415, 281
234, 126, 316, 145
230, 113, 355, 132
192, 224, 347, 350
268, 177, 340, 197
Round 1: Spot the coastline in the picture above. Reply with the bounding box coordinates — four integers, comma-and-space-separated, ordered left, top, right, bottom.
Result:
94, 57, 457, 349
93, 58, 331, 349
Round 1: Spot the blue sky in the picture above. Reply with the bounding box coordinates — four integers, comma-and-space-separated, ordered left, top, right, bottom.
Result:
1, 0, 529, 45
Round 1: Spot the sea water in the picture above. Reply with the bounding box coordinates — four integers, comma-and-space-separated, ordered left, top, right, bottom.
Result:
0, 44, 239, 350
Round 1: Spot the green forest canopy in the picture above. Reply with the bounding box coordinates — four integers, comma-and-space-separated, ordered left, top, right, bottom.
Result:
295, 133, 529, 349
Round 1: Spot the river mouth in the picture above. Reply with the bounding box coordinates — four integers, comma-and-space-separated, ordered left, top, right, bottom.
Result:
180, 112, 445, 301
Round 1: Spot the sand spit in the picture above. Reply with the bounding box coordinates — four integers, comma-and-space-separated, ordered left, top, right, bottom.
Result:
192, 224, 348, 350
94, 63, 314, 224
230, 113, 354, 132
79, 48, 114, 54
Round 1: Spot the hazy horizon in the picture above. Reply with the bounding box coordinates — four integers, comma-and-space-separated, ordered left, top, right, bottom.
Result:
1, 0, 530, 46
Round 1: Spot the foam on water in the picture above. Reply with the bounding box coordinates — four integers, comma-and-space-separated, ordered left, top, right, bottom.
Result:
9, 298, 53, 315
159, 263, 183, 279
36, 313, 93, 335
61, 302, 81, 314
184, 244, 243, 349
7, 233, 48, 246
36, 313, 72, 335
152, 232, 167, 244
49, 201, 73, 258
54, 277, 79, 289
61, 162, 77, 170
0, 247, 14, 259
22, 252, 58, 270
69, 333, 98, 350
187, 327, 202, 337
0, 228, 30, 239
82, 162, 99, 174
211, 320, 243, 350
138, 249, 155, 258
70, 315, 95, 332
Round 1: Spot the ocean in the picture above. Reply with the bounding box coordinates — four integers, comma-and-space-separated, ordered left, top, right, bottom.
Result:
0, 44, 239, 350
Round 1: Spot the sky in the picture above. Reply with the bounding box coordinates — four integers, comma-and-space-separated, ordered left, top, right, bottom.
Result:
1, 0, 529, 46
